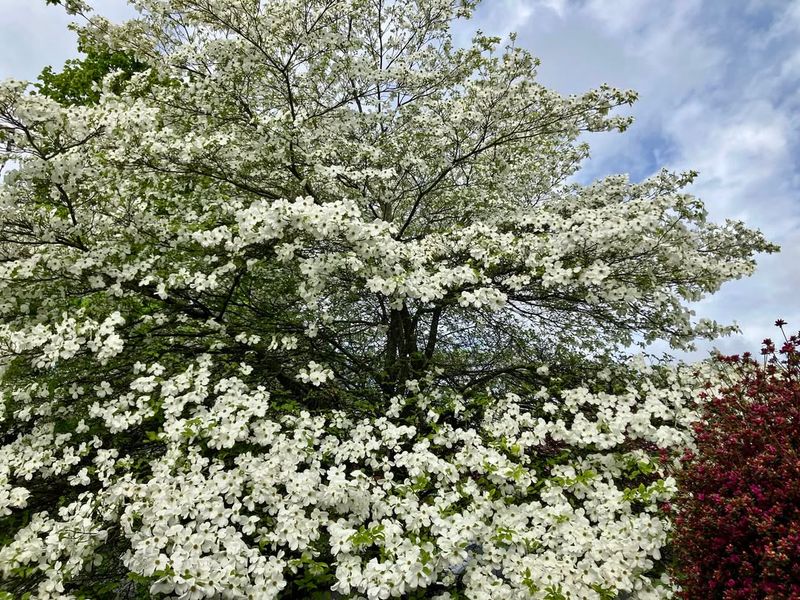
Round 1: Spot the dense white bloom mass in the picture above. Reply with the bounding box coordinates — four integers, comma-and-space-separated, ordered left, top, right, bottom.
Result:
0, 0, 774, 598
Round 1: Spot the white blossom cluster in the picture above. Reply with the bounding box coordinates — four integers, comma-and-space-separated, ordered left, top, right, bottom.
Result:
0, 353, 718, 599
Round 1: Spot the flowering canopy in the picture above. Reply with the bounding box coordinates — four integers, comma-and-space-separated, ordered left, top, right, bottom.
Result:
0, 0, 775, 598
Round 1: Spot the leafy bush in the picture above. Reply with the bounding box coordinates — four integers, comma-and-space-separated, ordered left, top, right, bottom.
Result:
672, 321, 800, 599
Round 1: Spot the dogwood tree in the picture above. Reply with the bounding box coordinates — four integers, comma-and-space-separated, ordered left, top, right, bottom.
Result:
0, 0, 775, 598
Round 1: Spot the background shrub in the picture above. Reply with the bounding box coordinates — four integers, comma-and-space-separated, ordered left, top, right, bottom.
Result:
672, 321, 800, 599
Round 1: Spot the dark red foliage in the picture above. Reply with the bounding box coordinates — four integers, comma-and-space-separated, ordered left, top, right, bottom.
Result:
672, 322, 800, 599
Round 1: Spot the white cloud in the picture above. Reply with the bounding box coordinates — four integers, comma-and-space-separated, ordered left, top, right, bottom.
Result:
580, 0, 668, 35
539, 0, 568, 18
0, 2, 78, 80
667, 100, 791, 203
0, 0, 134, 81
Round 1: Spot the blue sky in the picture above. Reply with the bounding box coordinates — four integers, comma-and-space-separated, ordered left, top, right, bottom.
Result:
2, 0, 798, 360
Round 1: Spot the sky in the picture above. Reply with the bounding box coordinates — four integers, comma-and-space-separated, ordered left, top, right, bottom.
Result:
1, 0, 798, 361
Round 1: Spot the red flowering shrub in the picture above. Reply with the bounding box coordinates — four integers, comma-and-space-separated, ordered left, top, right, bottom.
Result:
672, 321, 800, 599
